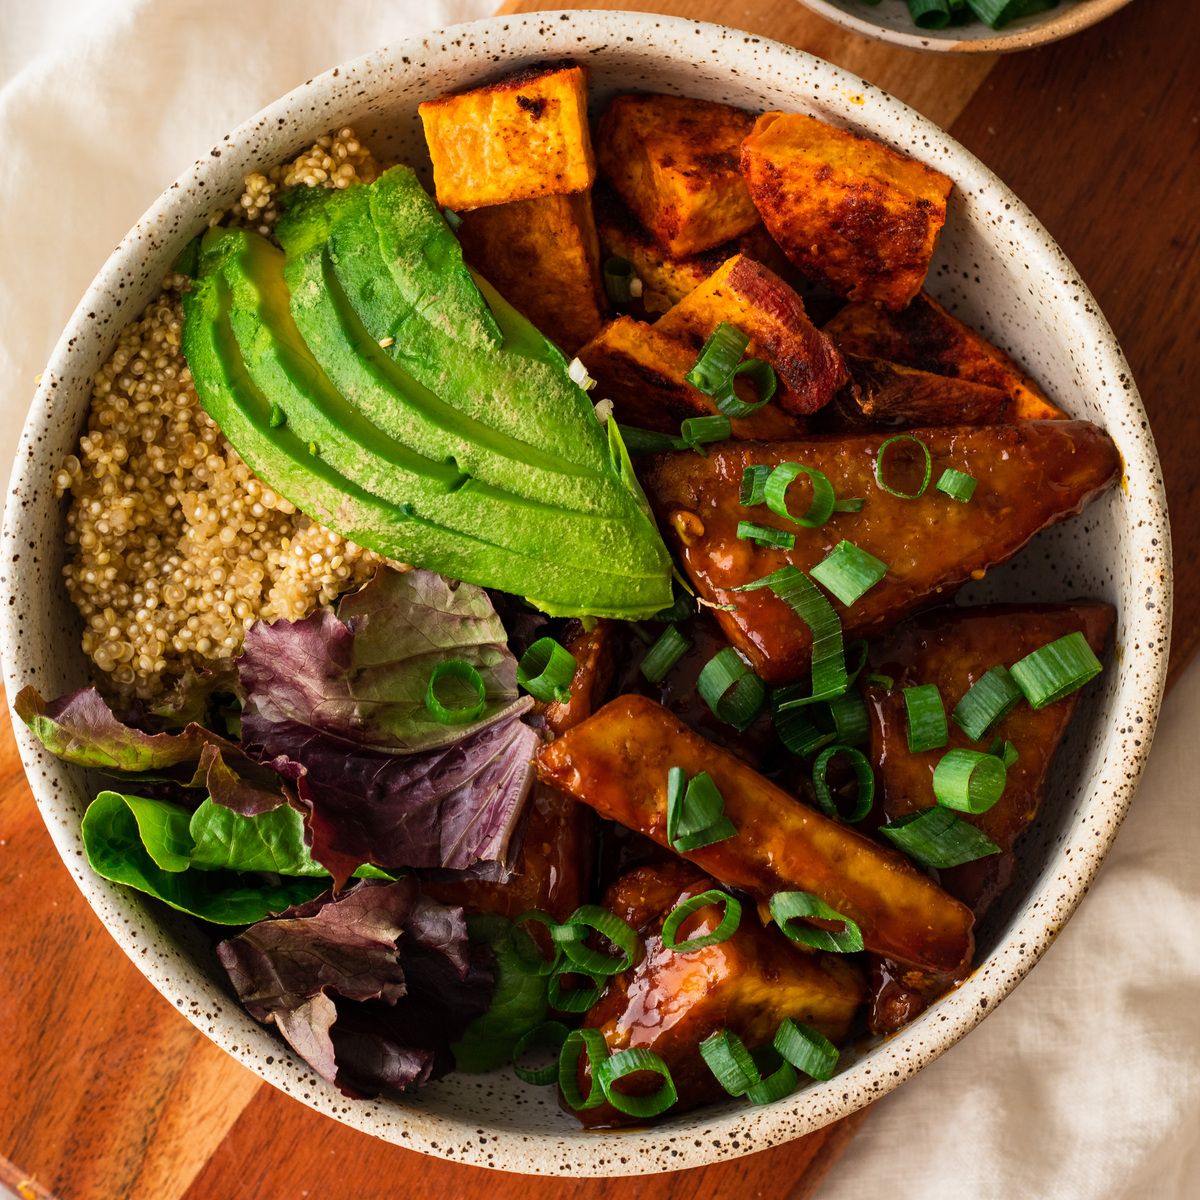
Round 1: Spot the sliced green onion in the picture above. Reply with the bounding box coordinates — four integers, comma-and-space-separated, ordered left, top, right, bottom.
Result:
764, 463, 836, 528
866, 673, 894, 690
933, 748, 1007, 814
442, 206, 462, 230
558, 1028, 609, 1110
769, 891, 864, 953
740, 464, 771, 507
774, 1019, 839, 1081
716, 359, 778, 418
661, 890, 743, 953
596, 1048, 678, 1118
651, 589, 696, 623
936, 467, 977, 503
640, 624, 691, 684
667, 769, 738, 853
673, 817, 739, 852
744, 1050, 799, 1105
620, 425, 687, 454
680, 414, 731, 452
908, 0, 952, 27
547, 963, 606, 1012
685, 322, 749, 394
555, 905, 638, 977
875, 434, 932, 500
774, 702, 836, 759
952, 665, 1023, 741
699, 1029, 760, 1096
967, 0, 1058, 29
903, 683, 949, 753
810, 540, 888, 607
989, 737, 1019, 768
845, 639, 870, 684
812, 745, 875, 823
517, 637, 576, 704
833, 497, 865, 513
697, 646, 766, 730
512, 1020, 570, 1084
737, 521, 796, 550
424, 659, 487, 725
510, 909, 562, 976
825, 691, 869, 746
603, 255, 637, 304
1009, 632, 1103, 709
880, 807, 1001, 869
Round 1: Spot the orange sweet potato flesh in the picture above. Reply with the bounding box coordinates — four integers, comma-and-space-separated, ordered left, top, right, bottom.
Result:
570, 862, 865, 1127
741, 113, 952, 310
640, 421, 1120, 685
652, 255, 848, 416
824, 293, 1066, 420
537, 694, 975, 975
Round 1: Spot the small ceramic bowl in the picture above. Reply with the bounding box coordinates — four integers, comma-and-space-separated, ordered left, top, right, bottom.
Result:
797, 0, 1134, 53
0, 9, 1171, 1179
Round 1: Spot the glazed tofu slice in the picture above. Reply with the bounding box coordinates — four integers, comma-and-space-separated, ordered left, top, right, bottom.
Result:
596, 95, 760, 257
577, 316, 805, 441
569, 863, 865, 1127
457, 192, 605, 354
824, 293, 1066, 420
419, 64, 595, 211
639, 422, 1120, 684
537, 695, 976, 975
651, 255, 848, 416
741, 113, 952, 310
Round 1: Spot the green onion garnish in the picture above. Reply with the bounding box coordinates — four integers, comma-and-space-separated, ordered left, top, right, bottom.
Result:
810, 540, 888, 607
833, 497, 866, 513
764, 463, 836, 528
554, 905, 638, 977
744, 1051, 798, 1105
640, 624, 691, 684
740, 464, 771, 507
517, 637, 576, 704
879, 807, 1001, 869
990, 738, 1019, 768
512, 1020, 570, 1084
685, 322, 749, 395
866, 672, 894, 689
596, 1047, 678, 1118
826, 690, 870, 746
547, 963, 606, 1013
875, 434, 932, 500
936, 467, 977, 503
1009, 631, 1104, 709
510, 909, 562, 976
903, 683, 949, 753
424, 659, 488, 725
716, 359, 778, 418
933, 748, 1007, 814
774, 701, 836, 758
769, 891, 864, 954
907, 0, 952, 27
666, 767, 739, 853
558, 1028, 609, 1110
952, 665, 1023, 741
680, 414, 731, 452
697, 646, 766, 730
619, 425, 688, 454
737, 520, 796, 550
774, 1018, 839, 1081
661, 889, 743, 953
845, 638, 870, 685
699, 1029, 760, 1096
812, 745, 875, 823
603, 255, 637, 304
967, 0, 1059, 30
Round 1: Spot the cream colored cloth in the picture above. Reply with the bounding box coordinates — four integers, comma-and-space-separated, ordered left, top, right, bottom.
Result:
1, 5, 1196, 1197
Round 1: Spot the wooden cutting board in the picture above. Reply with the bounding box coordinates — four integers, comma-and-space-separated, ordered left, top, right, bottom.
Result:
1, 1, 1195, 1197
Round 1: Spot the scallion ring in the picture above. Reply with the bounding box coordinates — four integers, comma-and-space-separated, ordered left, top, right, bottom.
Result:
510, 909, 562, 976
810, 540, 888, 607
769, 891, 864, 953
736, 521, 796, 550
812, 745, 875, 823
774, 1018, 839, 1081
517, 637, 576, 704
640, 624, 691, 684
697, 646, 766, 731
744, 1052, 798, 1105
715, 358, 778, 418
555, 905, 638, 977
557, 1028, 609, 1110
661, 890, 743, 953
936, 467, 977, 503
595, 1048, 678, 1118
764, 462, 836, 528
667, 768, 738, 853
933, 748, 1007, 814
547, 963, 606, 1013
1009, 631, 1103, 708
680, 414, 731, 452
739, 463, 770, 507
879, 807, 1000, 869
875, 434, 933, 500
685, 322, 749, 395
512, 1020, 570, 1085
699, 1029, 760, 1097
952, 665, 1023, 741
424, 659, 487, 725
903, 683, 949, 753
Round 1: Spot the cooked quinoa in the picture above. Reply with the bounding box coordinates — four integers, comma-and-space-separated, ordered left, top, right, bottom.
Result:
57, 129, 385, 702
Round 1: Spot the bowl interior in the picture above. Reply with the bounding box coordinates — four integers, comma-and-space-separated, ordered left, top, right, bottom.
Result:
0, 10, 1170, 1177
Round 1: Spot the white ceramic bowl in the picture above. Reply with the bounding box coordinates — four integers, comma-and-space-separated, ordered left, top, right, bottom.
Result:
798, 0, 1133, 53
0, 10, 1171, 1178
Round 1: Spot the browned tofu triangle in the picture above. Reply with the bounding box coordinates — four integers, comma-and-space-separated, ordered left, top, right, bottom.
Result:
569, 862, 864, 1128
640, 421, 1119, 685
536, 694, 975, 975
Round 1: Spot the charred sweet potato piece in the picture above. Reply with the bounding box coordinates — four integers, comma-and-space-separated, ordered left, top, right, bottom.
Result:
824, 294, 1065, 420
651, 255, 848, 416
570, 864, 865, 1127
419, 64, 595, 211
577, 317, 804, 440
741, 113, 952, 310
835, 355, 1012, 428
640, 421, 1120, 685
538, 695, 975, 975
457, 192, 605, 354
596, 95, 759, 257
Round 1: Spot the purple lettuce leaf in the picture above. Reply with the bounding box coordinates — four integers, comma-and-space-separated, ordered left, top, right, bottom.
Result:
217, 878, 494, 1097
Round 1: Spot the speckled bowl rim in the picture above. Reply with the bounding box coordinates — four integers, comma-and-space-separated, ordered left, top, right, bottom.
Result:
796, 0, 1134, 54
0, 10, 1172, 1178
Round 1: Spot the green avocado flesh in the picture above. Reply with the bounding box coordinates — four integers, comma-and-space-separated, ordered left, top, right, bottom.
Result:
180, 166, 671, 617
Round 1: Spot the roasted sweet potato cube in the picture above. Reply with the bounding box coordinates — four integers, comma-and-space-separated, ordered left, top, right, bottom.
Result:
741, 112, 952, 310
653, 255, 848, 416
640, 422, 1120, 685
596, 95, 760, 257
824, 293, 1065, 420
457, 192, 605, 354
538, 695, 976, 975
577, 317, 804, 440
419, 64, 595, 211
569, 864, 865, 1127
833, 354, 1012, 428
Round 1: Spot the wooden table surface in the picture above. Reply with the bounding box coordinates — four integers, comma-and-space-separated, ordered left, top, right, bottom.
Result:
1, 1, 1196, 1197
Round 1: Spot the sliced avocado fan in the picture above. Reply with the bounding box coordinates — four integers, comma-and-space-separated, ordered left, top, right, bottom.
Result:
180, 166, 671, 618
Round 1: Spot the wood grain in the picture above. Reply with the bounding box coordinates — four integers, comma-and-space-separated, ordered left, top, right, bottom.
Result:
1, 0, 1196, 1196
